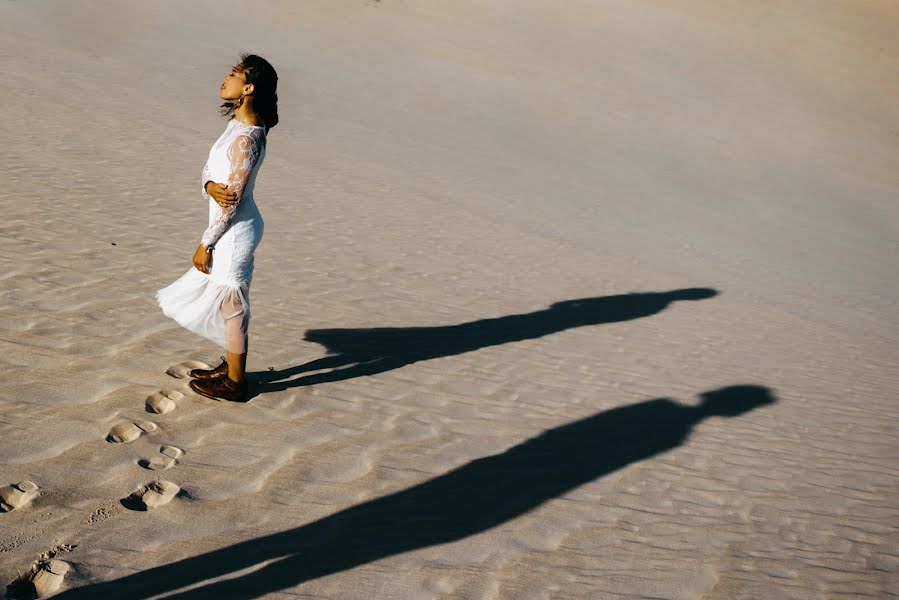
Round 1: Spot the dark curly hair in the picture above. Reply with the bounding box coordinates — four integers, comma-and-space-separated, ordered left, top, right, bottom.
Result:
220, 53, 279, 132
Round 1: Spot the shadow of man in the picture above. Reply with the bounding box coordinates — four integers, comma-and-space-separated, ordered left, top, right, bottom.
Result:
52, 384, 775, 600
253, 288, 718, 394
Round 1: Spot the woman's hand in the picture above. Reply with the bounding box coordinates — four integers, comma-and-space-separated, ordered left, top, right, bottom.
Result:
193, 244, 212, 274
205, 181, 239, 209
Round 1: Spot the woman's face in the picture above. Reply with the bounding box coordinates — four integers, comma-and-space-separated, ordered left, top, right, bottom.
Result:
219, 65, 248, 101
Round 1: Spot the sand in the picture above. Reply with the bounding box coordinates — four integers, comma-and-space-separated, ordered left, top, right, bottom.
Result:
1, 1, 897, 598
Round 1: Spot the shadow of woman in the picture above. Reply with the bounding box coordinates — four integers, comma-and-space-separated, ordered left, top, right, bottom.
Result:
52, 384, 775, 600
251, 288, 718, 395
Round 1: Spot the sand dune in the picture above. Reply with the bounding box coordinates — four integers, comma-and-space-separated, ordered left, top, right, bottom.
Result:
1, 1, 897, 598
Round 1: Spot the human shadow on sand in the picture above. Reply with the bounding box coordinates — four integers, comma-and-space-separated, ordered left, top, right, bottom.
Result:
53, 384, 776, 599
249, 288, 719, 397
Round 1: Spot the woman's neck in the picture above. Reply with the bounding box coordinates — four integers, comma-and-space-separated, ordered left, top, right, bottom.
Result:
234, 102, 262, 127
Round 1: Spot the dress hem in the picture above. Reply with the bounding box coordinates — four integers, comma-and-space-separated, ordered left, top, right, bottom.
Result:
155, 268, 251, 351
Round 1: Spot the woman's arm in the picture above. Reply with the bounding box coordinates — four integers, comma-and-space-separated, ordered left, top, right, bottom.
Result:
205, 181, 239, 208
199, 133, 263, 250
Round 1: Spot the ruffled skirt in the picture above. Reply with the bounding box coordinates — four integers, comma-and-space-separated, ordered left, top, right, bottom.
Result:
156, 204, 263, 351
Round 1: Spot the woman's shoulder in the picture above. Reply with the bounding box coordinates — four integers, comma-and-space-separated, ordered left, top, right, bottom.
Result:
230, 123, 267, 146
224, 126, 266, 161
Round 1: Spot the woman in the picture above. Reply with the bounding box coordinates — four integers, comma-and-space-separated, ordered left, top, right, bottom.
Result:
156, 54, 278, 402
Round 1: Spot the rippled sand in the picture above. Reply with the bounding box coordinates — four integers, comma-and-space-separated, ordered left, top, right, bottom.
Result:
1, 1, 897, 598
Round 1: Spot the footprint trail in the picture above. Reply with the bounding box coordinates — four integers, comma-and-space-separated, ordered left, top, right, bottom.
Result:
122, 480, 180, 511
139, 445, 184, 471
0, 481, 39, 512
106, 420, 157, 443
146, 390, 184, 414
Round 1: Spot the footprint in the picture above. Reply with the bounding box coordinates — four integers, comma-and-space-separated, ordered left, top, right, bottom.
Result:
121, 480, 180, 510
0, 481, 39, 512
145, 390, 184, 414
165, 360, 211, 379
106, 420, 157, 443
8, 559, 70, 598
32, 559, 70, 597
139, 445, 184, 471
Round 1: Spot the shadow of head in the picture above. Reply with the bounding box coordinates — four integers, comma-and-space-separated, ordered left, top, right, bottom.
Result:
697, 385, 776, 418
667, 287, 719, 301
546, 288, 719, 324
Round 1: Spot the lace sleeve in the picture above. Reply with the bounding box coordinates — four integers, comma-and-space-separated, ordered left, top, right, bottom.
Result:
200, 133, 263, 248
201, 176, 212, 201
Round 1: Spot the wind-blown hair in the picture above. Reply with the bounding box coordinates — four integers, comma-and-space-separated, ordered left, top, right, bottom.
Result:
220, 53, 279, 132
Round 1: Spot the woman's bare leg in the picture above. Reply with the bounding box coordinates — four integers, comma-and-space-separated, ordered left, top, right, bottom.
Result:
189, 292, 250, 401
227, 348, 247, 383
222, 292, 250, 383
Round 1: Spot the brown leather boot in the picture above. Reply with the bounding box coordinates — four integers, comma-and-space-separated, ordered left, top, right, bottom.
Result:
189, 374, 249, 402
189, 356, 228, 380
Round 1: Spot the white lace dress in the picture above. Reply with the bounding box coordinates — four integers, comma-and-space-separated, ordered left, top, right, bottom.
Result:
156, 118, 267, 352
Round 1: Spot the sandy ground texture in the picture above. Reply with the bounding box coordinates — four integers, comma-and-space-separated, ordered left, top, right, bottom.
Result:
1, 1, 898, 598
